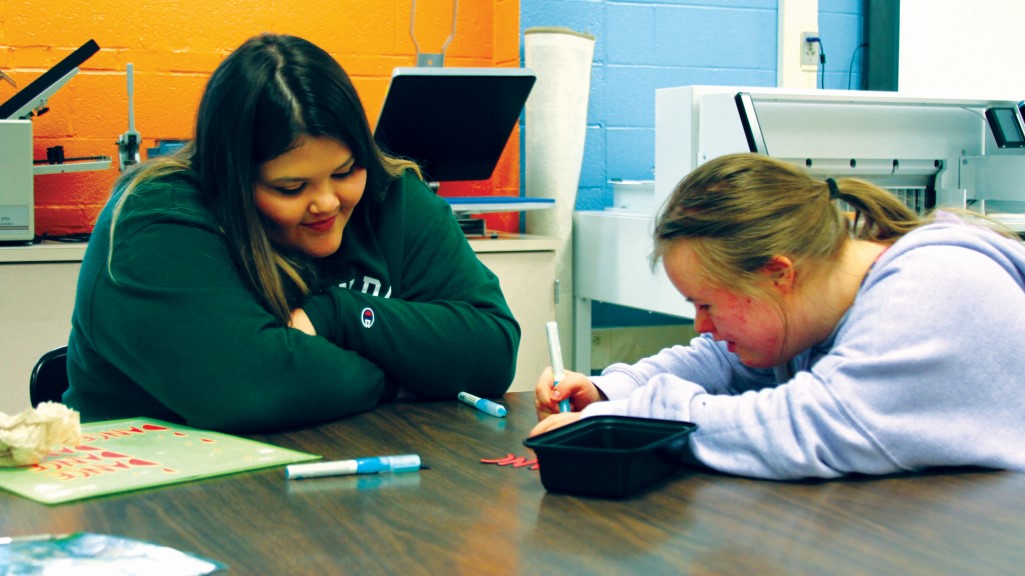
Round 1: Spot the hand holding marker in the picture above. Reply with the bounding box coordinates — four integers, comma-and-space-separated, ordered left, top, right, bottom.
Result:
545, 321, 572, 413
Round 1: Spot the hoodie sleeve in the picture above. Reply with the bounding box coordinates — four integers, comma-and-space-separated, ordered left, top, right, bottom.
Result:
69, 184, 387, 433
590, 333, 777, 401
581, 241, 1025, 479
301, 176, 520, 400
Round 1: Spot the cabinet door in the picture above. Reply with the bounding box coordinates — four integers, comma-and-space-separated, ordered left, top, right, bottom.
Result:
476, 250, 556, 393
0, 262, 81, 413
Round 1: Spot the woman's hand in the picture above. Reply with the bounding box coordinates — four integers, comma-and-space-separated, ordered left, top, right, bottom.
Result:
289, 308, 317, 336
529, 411, 582, 437
534, 367, 604, 419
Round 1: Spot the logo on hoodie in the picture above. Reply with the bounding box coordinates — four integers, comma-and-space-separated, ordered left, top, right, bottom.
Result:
361, 307, 375, 328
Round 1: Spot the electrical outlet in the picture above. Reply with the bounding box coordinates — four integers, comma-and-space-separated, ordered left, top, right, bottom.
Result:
801, 32, 820, 69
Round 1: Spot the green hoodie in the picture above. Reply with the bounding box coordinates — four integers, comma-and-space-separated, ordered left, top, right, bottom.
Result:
65, 170, 519, 433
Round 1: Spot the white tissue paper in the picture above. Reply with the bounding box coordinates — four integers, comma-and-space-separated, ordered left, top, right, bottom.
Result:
0, 402, 82, 467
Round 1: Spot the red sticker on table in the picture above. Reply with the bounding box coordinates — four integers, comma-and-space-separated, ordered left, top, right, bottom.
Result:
480, 453, 539, 471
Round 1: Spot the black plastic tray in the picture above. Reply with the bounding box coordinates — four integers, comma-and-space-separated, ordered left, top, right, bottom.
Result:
524, 416, 697, 498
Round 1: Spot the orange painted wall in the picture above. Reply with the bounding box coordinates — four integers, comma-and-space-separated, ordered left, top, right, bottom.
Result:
0, 0, 523, 236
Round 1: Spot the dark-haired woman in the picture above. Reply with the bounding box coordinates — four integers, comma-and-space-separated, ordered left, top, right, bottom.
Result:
66, 34, 519, 432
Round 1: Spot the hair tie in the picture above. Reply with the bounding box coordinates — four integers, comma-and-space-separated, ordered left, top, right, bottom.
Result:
825, 178, 840, 201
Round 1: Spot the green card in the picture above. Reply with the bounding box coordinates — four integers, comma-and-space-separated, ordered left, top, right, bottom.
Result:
0, 418, 320, 505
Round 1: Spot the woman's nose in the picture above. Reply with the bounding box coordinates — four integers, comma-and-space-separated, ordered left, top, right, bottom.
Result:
694, 309, 715, 335
309, 181, 340, 214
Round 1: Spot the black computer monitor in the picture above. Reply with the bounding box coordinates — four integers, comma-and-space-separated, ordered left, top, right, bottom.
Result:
0, 39, 100, 120
373, 66, 536, 182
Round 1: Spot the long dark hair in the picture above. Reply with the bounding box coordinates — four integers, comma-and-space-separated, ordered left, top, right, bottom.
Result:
111, 33, 419, 323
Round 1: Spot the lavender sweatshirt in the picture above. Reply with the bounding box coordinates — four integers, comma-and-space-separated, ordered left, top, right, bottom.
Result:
584, 216, 1025, 479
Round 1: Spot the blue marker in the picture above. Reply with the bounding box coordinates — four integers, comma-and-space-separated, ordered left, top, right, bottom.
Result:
285, 454, 422, 480
546, 321, 572, 413
458, 391, 507, 418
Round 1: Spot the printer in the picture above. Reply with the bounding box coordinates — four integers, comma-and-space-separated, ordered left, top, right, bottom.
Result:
572, 85, 1025, 370
652, 86, 1025, 221
0, 120, 33, 242
0, 40, 103, 243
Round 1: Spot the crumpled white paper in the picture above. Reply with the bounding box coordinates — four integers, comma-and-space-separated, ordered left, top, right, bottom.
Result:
0, 402, 83, 467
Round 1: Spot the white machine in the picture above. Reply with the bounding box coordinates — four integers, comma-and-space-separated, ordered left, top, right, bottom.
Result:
653, 86, 1025, 218
0, 39, 108, 243
573, 85, 1025, 370
0, 120, 34, 241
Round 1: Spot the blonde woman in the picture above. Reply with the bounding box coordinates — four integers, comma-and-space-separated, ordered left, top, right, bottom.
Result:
534, 153, 1025, 479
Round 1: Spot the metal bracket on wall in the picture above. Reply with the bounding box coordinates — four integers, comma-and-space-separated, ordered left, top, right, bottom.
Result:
409, 0, 459, 67
116, 63, 140, 172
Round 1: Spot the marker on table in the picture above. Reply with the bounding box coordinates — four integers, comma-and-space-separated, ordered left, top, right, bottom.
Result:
286, 454, 424, 480
545, 321, 572, 413
458, 391, 507, 418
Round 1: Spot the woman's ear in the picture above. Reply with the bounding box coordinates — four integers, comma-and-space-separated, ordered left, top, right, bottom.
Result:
761, 255, 795, 292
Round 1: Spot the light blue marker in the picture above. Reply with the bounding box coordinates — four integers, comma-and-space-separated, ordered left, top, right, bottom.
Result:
286, 454, 422, 480
458, 391, 507, 418
546, 321, 572, 413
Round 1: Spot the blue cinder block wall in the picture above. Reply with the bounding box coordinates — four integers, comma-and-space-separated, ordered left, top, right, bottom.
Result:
521, 0, 865, 212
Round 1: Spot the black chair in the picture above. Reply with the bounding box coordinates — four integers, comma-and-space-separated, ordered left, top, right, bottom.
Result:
29, 346, 70, 406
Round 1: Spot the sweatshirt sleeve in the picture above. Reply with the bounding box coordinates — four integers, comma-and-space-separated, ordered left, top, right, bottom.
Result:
301, 178, 520, 399
590, 333, 774, 400
580, 339, 897, 480
581, 243, 1025, 479
80, 202, 388, 433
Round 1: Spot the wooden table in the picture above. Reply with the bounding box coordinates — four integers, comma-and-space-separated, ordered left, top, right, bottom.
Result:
2, 393, 1024, 574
